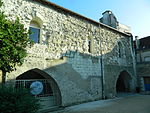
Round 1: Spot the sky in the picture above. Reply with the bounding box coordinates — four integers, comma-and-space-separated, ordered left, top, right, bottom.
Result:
48, 0, 150, 39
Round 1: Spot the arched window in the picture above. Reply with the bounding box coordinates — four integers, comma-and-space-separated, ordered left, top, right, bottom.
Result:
29, 21, 41, 43
118, 42, 123, 58
88, 39, 91, 53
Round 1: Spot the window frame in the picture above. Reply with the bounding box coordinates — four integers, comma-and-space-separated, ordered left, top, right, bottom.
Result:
29, 21, 41, 43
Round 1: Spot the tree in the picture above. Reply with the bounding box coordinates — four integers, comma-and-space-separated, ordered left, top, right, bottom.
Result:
0, 1, 31, 84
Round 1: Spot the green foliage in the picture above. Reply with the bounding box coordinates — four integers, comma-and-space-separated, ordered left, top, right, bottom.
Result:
0, 85, 41, 113
0, 5, 31, 74
0, 0, 2, 7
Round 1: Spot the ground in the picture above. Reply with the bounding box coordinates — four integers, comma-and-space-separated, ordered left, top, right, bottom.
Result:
51, 94, 150, 113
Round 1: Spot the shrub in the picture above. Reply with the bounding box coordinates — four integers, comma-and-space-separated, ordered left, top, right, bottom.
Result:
0, 85, 41, 113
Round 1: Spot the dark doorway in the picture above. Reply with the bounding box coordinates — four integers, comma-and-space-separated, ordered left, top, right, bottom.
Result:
116, 75, 126, 92
116, 71, 132, 93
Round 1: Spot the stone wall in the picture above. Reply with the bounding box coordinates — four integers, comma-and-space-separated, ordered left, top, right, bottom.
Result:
1, 0, 136, 106
103, 36, 136, 97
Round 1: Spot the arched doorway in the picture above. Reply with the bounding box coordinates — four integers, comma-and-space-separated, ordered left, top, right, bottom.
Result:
116, 71, 132, 93
15, 68, 61, 111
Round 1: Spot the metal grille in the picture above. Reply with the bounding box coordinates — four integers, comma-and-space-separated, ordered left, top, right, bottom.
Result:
16, 79, 54, 97
15, 79, 61, 108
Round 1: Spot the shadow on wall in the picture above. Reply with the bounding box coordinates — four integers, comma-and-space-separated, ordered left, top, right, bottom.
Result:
0, 37, 136, 111
101, 37, 136, 98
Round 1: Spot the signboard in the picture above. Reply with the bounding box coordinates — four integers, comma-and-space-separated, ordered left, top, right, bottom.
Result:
30, 81, 43, 95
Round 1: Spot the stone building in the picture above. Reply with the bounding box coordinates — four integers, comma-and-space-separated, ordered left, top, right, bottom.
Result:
135, 36, 150, 91
0, 0, 136, 111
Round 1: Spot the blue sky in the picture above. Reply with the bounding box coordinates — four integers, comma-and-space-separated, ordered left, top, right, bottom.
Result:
49, 0, 150, 39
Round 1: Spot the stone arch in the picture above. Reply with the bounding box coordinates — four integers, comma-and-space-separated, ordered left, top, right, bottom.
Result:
31, 16, 43, 27
16, 68, 62, 110
115, 70, 133, 93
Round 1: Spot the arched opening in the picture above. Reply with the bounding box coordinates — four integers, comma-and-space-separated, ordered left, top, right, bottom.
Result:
16, 68, 61, 110
116, 71, 132, 93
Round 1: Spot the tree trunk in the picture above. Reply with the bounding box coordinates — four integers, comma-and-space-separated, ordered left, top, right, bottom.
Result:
2, 70, 6, 84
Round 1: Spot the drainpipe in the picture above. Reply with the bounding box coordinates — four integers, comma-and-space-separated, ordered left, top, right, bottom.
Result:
135, 36, 142, 62
135, 36, 139, 50
100, 50, 105, 99
130, 35, 137, 92
99, 19, 105, 99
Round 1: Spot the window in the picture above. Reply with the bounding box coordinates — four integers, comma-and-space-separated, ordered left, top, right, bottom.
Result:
144, 56, 150, 62
118, 42, 123, 58
88, 40, 91, 53
29, 21, 40, 43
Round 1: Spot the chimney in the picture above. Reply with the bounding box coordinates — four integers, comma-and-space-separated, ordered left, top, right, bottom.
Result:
135, 36, 140, 49
100, 10, 118, 28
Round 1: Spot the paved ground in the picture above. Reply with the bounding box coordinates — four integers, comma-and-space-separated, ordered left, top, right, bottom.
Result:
52, 94, 150, 113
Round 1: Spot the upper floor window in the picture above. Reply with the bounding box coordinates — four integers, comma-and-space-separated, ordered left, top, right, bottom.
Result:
118, 42, 123, 58
29, 21, 41, 43
144, 56, 150, 62
88, 40, 91, 53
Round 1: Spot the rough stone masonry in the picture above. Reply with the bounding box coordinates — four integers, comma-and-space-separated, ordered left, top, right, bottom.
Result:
0, 0, 137, 107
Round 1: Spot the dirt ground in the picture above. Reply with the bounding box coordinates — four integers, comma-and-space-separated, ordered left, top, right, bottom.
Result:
51, 94, 150, 113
